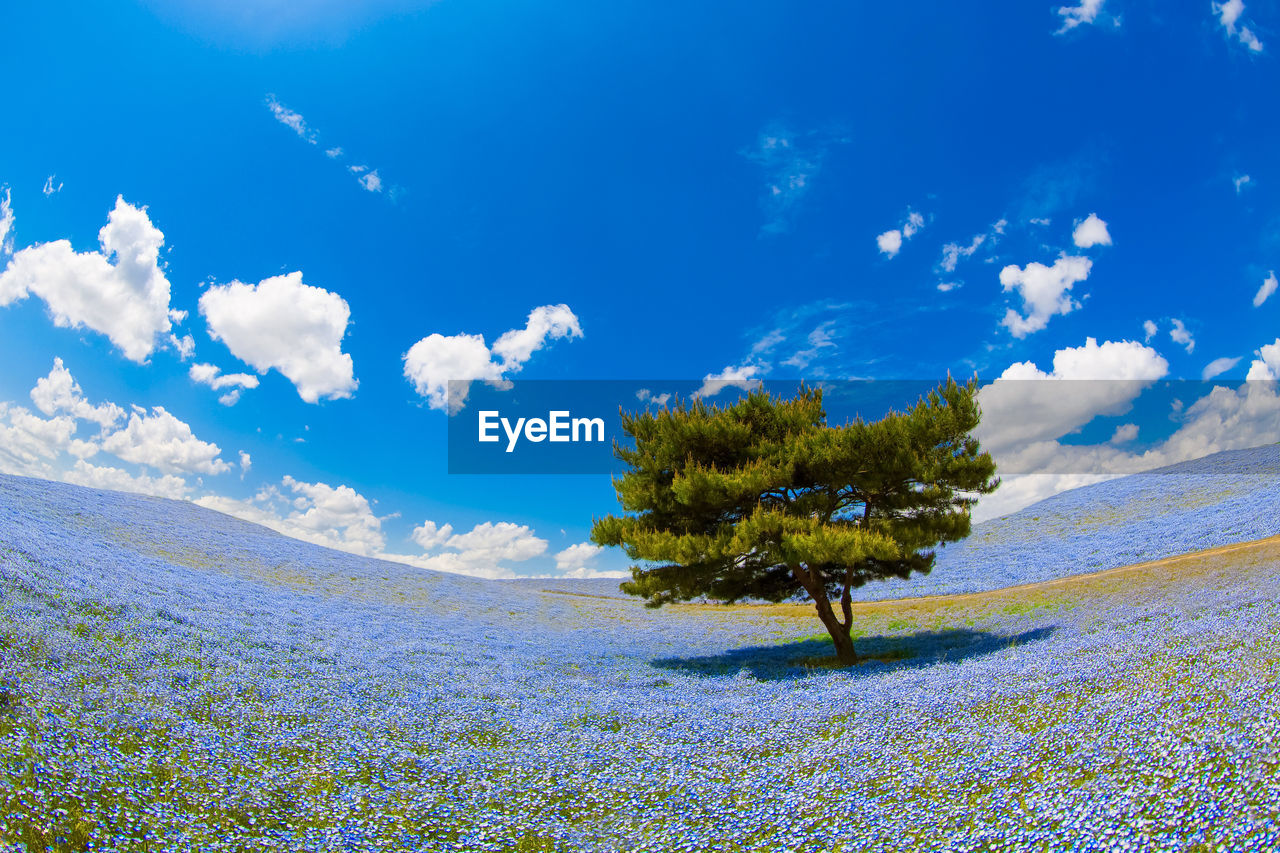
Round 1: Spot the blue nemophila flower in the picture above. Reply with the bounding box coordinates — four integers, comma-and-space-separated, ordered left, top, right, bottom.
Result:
1, 450, 1279, 851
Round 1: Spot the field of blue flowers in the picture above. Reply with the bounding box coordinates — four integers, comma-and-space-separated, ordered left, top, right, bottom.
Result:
2, 445, 1279, 851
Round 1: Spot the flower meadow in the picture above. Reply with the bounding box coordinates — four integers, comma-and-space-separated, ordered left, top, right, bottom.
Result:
1, 446, 1279, 852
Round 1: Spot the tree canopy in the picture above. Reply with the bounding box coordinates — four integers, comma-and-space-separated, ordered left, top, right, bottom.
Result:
590, 378, 999, 665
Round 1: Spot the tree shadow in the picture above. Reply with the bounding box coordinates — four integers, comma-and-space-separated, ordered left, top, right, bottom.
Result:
650, 626, 1056, 681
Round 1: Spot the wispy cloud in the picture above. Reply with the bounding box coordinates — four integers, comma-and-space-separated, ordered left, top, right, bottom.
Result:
1055, 0, 1109, 34
265, 95, 398, 197
42, 176, 63, 196
266, 95, 316, 143
743, 125, 844, 235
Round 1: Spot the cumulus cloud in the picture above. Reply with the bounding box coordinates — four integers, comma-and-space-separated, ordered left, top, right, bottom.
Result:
0, 361, 224, 499
974, 340, 1280, 521
1253, 271, 1277, 307
397, 518, 549, 578
101, 407, 232, 475
1170, 318, 1195, 353
403, 304, 583, 411
999, 254, 1092, 337
877, 211, 925, 259
976, 337, 1169, 452
1245, 338, 1280, 380
1214, 0, 1264, 51
30, 357, 123, 429
410, 519, 454, 549
199, 271, 357, 403
0, 196, 179, 362
63, 459, 189, 500
1109, 422, 1138, 444
0, 402, 79, 478
695, 363, 763, 399
1072, 213, 1112, 248
1055, 0, 1106, 33
1143, 319, 1158, 342
198, 476, 386, 557
553, 542, 625, 578
1235, 174, 1253, 194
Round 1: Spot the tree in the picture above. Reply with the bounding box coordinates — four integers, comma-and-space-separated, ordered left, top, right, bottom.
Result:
590, 378, 999, 666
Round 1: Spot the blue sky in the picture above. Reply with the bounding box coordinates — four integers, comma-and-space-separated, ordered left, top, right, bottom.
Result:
3, 0, 1280, 578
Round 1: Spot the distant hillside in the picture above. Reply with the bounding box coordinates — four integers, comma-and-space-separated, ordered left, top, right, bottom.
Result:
525, 443, 1280, 600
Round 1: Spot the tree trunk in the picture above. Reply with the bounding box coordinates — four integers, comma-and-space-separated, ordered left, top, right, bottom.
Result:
790, 564, 858, 665
813, 595, 858, 665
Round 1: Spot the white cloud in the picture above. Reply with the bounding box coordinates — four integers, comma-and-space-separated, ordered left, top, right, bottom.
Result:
1253, 271, 1277, 307
781, 323, 838, 370
1214, 0, 1264, 51
1170, 318, 1195, 353
411, 519, 454, 549
1235, 174, 1253, 194
1245, 338, 1280, 380
940, 234, 986, 273
238, 450, 251, 474
937, 282, 960, 293
199, 271, 357, 403
1055, 0, 1105, 33
999, 254, 1092, 337
0, 196, 177, 362
1202, 356, 1242, 380
0, 189, 12, 257
189, 362, 258, 390
442, 521, 547, 562
745, 127, 833, 234
1071, 213, 1112, 248
403, 304, 583, 411
393, 518, 549, 578
101, 406, 232, 476
636, 388, 672, 406
42, 176, 63, 197
553, 542, 625, 578
491, 304, 584, 367
877, 210, 926, 258
266, 95, 316, 143
695, 363, 763, 398
976, 337, 1169, 452
325, 147, 344, 159
30, 357, 123, 429
171, 333, 196, 360
198, 475, 386, 557
63, 459, 189, 500
358, 171, 382, 193
876, 229, 903, 258
0, 402, 78, 478
1143, 319, 1158, 341
1109, 422, 1138, 444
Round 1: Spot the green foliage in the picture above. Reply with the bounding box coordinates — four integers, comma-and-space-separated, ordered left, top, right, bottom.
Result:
591, 378, 999, 663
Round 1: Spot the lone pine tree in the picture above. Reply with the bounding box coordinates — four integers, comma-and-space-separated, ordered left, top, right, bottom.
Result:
590, 378, 998, 666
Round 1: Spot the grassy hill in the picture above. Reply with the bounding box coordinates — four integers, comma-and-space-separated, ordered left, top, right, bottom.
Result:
1, 453, 1278, 851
